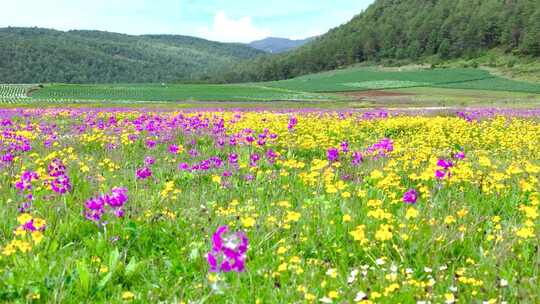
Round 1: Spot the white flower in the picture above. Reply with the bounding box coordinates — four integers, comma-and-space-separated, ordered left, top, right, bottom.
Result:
347, 269, 359, 284
424, 267, 432, 273
406, 268, 414, 274
449, 286, 458, 292
500, 279, 508, 287
375, 258, 386, 265
439, 265, 448, 271
326, 268, 337, 277
319, 297, 333, 303
390, 264, 398, 273
354, 291, 367, 302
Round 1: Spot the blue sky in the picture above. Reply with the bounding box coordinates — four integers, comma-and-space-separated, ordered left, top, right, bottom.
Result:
0, 0, 374, 42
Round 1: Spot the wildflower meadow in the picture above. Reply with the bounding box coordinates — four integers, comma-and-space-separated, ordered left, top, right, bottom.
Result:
0, 108, 539, 303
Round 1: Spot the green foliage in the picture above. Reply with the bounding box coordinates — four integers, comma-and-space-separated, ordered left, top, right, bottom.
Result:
0, 84, 33, 103
0, 28, 264, 84
222, 0, 540, 82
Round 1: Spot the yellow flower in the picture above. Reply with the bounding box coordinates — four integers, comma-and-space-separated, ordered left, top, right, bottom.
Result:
14, 227, 26, 237
285, 211, 301, 223
211, 175, 222, 184
341, 191, 351, 198
370, 170, 383, 179
370, 292, 381, 299
350, 225, 367, 244
328, 290, 339, 299
31, 231, 44, 244
444, 293, 455, 304
444, 216, 456, 224
17, 213, 32, 225
516, 227, 535, 239
241, 217, 256, 228
278, 262, 288, 272
342, 214, 352, 222
405, 207, 419, 219
520, 205, 538, 219
375, 224, 393, 241
122, 291, 135, 301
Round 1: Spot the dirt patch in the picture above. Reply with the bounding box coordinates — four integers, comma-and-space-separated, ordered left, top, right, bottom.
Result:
339, 90, 416, 99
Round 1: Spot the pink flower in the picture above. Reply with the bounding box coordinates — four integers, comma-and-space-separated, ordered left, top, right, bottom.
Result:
136, 167, 152, 180
207, 226, 249, 273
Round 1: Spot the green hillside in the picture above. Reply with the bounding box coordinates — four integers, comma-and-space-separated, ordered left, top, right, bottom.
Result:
0, 28, 263, 84
266, 67, 540, 93
219, 0, 540, 82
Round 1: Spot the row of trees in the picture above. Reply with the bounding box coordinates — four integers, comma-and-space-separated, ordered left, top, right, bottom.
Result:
213, 0, 540, 83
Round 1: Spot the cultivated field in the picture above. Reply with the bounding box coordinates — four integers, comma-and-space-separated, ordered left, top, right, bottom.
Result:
1, 68, 538, 106
1, 108, 539, 303
266, 67, 540, 93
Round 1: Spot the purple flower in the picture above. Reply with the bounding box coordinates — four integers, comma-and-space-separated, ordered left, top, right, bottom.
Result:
288, 117, 298, 131
50, 174, 72, 194
84, 187, 128, 223
189, 149, 199, 158
352, 151, 363, 165
454, 151, 465, 160
145, 139, 156, 149
169, 144, 180, 154
178, 162, 191, 171
366, 138, 394, 157
340, 141, 349, 153
228, 153, 238, 167
136, 167, 152, 180
435, 170, 447, 180
266, 149, 277, 164
437, 159, 453, 170
249, 153, 260, 167
15, 171, 39, 192
1, 153, 14, 163
327, 147, 340, 162
47, 159, 66, 181
403, 189, 418, 204
144, 156, 155, 166
207, 226, 249, 273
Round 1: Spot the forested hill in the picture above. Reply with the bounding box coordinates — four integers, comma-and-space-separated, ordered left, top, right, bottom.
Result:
0, 27, 264, 83
218, 0, 540, 82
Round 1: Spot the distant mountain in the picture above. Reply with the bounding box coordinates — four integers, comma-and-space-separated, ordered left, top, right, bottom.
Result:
0, 27, 264, 83
248, 37, 315, 54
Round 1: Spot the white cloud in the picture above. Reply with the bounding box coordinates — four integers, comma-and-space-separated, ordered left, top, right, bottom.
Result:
198, 11, 271, 43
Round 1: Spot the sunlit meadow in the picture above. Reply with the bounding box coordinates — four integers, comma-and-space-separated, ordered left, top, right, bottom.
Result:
0, 108, 539, 303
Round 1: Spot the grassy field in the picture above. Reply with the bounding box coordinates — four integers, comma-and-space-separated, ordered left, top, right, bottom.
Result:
265, 67, 540, 93
0, 67, 538, 106
1, 109, 539, 303
29, 84, 334, 102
